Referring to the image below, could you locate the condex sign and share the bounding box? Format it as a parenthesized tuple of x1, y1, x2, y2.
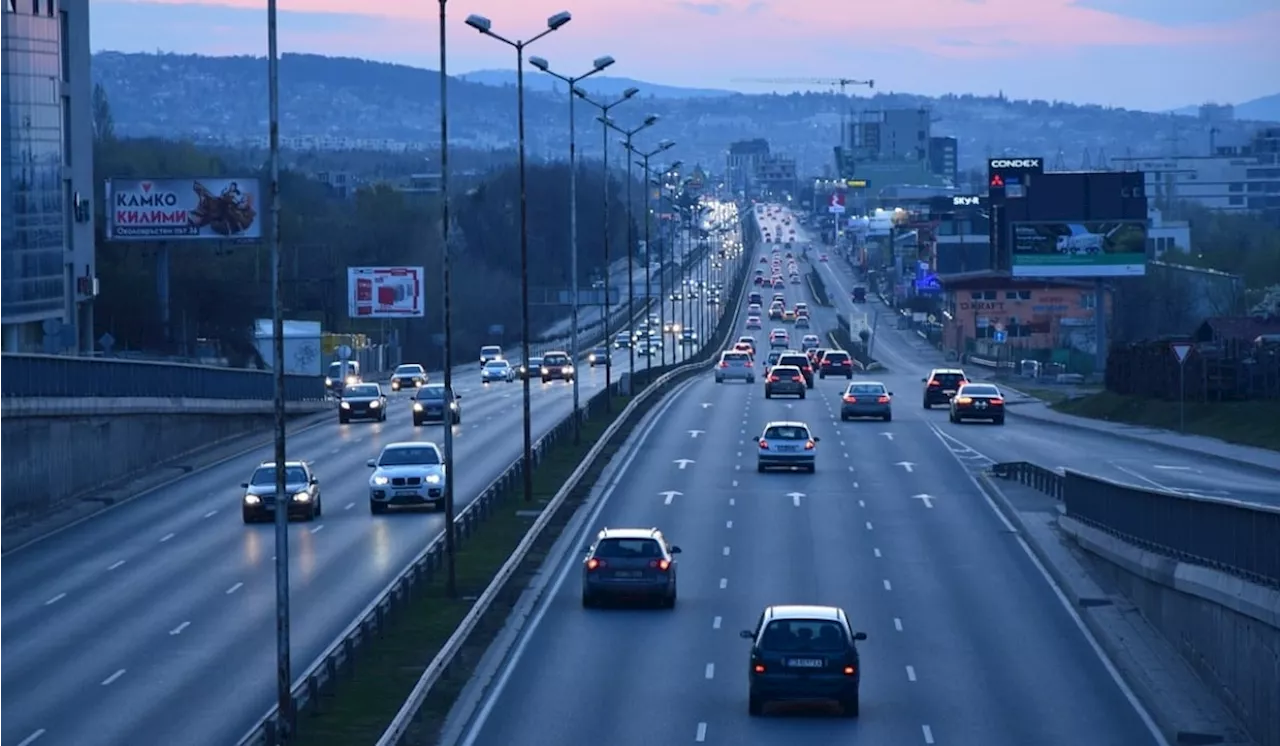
(989, 159, 1042, 169)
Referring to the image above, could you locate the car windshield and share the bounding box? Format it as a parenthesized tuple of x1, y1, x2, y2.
(594, 538, 663, 558)
(378, 446, 441, 466)
(543, 354, 569, 365)
(485, 361, 509, 369)
(847, 383, 886, 395)
(764, 425, 810, 440)
(344, 385, 379, 397)
(250, 466, 308, 485)
(329, 362, 357, 376)
(778, 356, 808, 368)
(760, 619, 848, 652)
(394, 365, 423, 375)
(963, 384, 1000, 397)
(825, 352, 849, 362)
(723, 353, 749, 363)
(416, 386, 445, 400)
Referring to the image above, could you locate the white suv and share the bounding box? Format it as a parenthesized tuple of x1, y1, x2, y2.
(368, 442, 447, 514)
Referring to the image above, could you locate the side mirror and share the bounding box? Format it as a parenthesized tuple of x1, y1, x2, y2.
(310, 476, 319, 484)
(366, 459, 377, 468)
(813, 436, 821, 442)
(921, 377, 928, 382)
(739, 630, 755, 640)
(240, 482, 249, 489)
(889, 391, 895, 396)
(670, 546, 683, 554)
(853, 632, 868, 641)
(456, 393, 462, 399)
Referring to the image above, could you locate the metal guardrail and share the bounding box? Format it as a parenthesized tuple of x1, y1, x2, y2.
(233, 221, 753, 746)
(990, 461, 1065, 500)
(1061, 469, 1280, 588)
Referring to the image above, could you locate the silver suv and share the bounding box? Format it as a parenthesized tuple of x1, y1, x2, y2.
(757, 421, 819, 473)
(582, 527, 682, 608)
(715, 350, 756, 383)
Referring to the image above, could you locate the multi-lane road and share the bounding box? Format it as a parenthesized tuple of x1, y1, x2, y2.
(454, 203, 1271, 746)
(0, 222, 744, 746)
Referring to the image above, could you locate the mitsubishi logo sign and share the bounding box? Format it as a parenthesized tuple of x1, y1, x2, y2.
(988, 158, 1042, 170)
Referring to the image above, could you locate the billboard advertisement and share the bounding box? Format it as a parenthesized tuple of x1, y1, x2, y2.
(347, 267, 426, 318)
(1010, 222, 1147, 278)
(106, 178, 261, 241)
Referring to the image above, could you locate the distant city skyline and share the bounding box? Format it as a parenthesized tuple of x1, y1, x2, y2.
(93, 0, 1278, 112)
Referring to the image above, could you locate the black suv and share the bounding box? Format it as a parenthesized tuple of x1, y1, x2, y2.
(540, 351, 575, 382)
(740, 604, 867, 717)
(776, 353, 815, 388)
(819, 350, 854, 379)
(581, 527, 682, 608)
(922, 368, 969, 408)
(241, 461, 322, 523)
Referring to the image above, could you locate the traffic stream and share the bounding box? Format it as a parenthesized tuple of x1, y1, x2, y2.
(0, 280, 727, 746)
(455, 205, 1169, 746)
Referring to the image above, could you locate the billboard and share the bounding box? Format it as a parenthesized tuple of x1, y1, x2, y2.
(106, 178, 261, 241)
(1010, 222, 1148, 278)
(347, 267, 426, 318)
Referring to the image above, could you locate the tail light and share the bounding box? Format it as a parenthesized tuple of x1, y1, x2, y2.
(745, 361, 753, 367)
(843, 665, 856, 676)
(586, 558, 604, 571)
(821, 360, 831, 367)
(753, 664, 766, 674)
(804, 440, 816, 450)
(720, 361, 729, 368)
(928, 380, 941, 387)
(843, 395, 856, 403)
(792, 376, 803, 383)
(990, 397, 1004, 405)
(803, 365, 812, 373)
(758, 439, 769, 449)
(650, 559, 671, 571)
(768, 375, 779, 382)
(955, 396, 973, 404)
(842, 360, 852, 366)
(877, 395, 890, 404)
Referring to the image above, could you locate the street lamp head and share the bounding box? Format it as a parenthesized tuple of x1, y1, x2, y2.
(464, 14, 491, 33)
(644, 114, 659, 126)
(592, 55, 616, 72)
(622, 86, 640, 99)
(659, 139, 675, 151)
(529, 56, 550, 72)
(670, 160, 683, 170)
(547, 11, 572, 30)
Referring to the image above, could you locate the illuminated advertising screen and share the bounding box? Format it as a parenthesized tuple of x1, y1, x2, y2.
(1010, 222, 1147, 278)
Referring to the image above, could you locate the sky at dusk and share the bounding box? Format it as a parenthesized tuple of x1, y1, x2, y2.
(91, 0, 1277, 111)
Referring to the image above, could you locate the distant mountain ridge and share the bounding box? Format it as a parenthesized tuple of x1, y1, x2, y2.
(457, 69, 735, 99)
(1170, 93, 1279, 122)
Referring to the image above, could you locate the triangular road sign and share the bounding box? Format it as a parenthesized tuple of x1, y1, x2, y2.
(1170, 343, 1193, 364)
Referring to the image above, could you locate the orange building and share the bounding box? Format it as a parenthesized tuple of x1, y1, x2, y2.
(936, 271, 1108, 363)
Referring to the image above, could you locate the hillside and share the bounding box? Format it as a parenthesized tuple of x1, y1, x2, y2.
(458, 69, 734, 99)
(92, 51, 1274, 176)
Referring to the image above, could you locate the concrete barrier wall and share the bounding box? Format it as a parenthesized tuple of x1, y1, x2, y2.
(1062, 516, 1280, 746)
(1, 398, 327, 523)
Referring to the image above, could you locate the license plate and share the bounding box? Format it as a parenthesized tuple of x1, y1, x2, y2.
(777, 446, 798, 452)
(943, 390, 956, 396)
(395, 491, 419, 498)
(977, 402, 988, 409)
(614, 571, 642, 578)
(788, 658, 824, 668)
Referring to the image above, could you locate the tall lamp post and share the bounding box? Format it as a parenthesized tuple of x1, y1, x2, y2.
(572, 87, 639, 412)
(601, 115, 660, 382)
(437, 0, 459, 599)
(528, 54, 615, 443)
(644, 157, 680, 367)
(626, 141, 675, 373)
(465, 10, 572, 503)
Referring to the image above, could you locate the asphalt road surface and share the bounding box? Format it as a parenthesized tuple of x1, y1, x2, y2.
(0, 246, 741, 746)
(456, 205, 1168, 745)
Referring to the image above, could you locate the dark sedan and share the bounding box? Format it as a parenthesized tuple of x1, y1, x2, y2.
(339, 383, 386, 423)
(412, 384, 462, 425)
(950, 383, 1005, 424)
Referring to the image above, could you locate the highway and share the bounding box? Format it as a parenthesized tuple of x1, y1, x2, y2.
(0, 211, 744, 746)
(810, 237, 1280, 504)
(455, 204, 1170, 746)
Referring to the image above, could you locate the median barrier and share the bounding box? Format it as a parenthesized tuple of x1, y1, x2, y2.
(990, 461, 1065, 500)
(233, 208, 755, 746)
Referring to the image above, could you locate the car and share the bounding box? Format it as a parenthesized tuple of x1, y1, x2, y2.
(819, 253, 829, 262)
(840, 381, 892, 421)
(764, 365, 806, 399)
(950, 382, 1006, 424)
(669, 291, 683, 301)
(782, 310, 796, 323)
(588, 347, 610, 367)
(739, 605, 867, 717)
(241, 460, 322, 523)
(772, 293, 786, 304)
(389, 364, 427, 392)
(746, 315, 762, 330)
(680, 329, 698, 346)
(795, 302, 808, 315)
(768, 305, 784, 320)
(663, 321, 681, 335)
(412, 383, 462, 425)
(325, 360, 361, 396)
(581, 527, 682, 608)
(790, 275, 802, 285)
(794, 315, 811, 330)
(923, 368, 969, 408)
(756, 421, 819, 473)
(819, 350, 855, 379)
(479, 345, 503, 366)
(541, 351, 575, 382)
(614, 332, 632, 349)
(772, 279, 786, 290)
(775, 352, 814, 388)
(367, 442, 447, 514)
(339, 383, 387, 423)
(754, 275, 766, 287)
(800, 334, 821, 351)
(481, 359, 514, 383)
(715, 350, 755, 383)
(517, 355, 542, 378)
(736, 335, 757, 356)
(748, 292, 763, 306)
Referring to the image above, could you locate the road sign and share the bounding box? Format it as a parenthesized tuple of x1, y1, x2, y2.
(1171, 343, 1192, 364)
(994, 330, 1007, 343)
(336, 344, 353, 360)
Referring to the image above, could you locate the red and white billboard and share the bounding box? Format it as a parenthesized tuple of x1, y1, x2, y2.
(347, 266, 426, 318)
(828, 192, 846, 214)
(105, 177, 261, 241)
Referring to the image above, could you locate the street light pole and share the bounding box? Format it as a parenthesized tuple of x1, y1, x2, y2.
(529, 55, 616, 444)
(465, 10, 572, 502)
(625, 140, 674, 375)
(265, 2, 293, 742)
(438, 0, 458, 599)
(573, 88, 639, 413)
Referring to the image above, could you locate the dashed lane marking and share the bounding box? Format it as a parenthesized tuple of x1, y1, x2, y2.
(203, 510, 218, 519)
(159, 533, 175, 543)
(719, 578, 728, 589)
(16, 730, 46, 746)
(894, 617, 903, 631)
(883, 579, 892, 591)
(44, 593, 66, 606)
(225, 582, 244, 595)
(101, 669, 126, 686)
(873, 548, 881, 558)
(906, 665, 917, 681)
(865, 521, 873, 531)
(713, 616, 722, 629)
(922, 724, 935, 744)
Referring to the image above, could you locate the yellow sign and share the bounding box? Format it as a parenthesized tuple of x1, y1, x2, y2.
(846, 179, 869, 188)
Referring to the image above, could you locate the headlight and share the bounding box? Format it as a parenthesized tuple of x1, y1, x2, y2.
(413, 403, 423, 411)
(373, 475, 390, 486)
(324, 377, 333, 386)
(346, 376, 357, 384)
(450, 402, 458, 410)
(369, 400, 380, 408)
(541, 367, 549, 374)
(292, 491, 311, 502)
(340, 401, 350, 409)
(564, 365, 574, 372)
(425, 474, 442, 484)
(244, 494, 261, 505)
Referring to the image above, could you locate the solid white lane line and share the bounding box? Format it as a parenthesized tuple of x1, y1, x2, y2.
(922, 724, 935, 744)
(169, 621, 191, 635)
(101, 669, 126, 686)
(713, 616, 722, 629)
(705, 663, 715, 679)
(695, 722, 708, 742)
(203, 510, 218, 518)
(16, 729, 46, 746)
(873, 548, 881, 558)
(44, 593, 66, 606)
(225, 582, 244, 595)
(310, 525, 325, 534)
(159, 533, 175, 543)
(865, 521, 873, 530)
(720, 578, 728, 589)
(894, 617, 903, 631)
(906, 665, 917, 682)
(883, 579, 892, 591)
(723, 546, 731, 556)
(108, 560, 126, 571)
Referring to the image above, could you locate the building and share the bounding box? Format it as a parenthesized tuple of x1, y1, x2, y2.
(1147, 207, 1191, 258)
(1198, 103, 1234, 124)
(754, 154, 797, 198)
(928, 136, 958, 186)
(2, 0, 95, 354)
(726, 138, 769, 194)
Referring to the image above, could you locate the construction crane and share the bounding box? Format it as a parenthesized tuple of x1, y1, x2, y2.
(731, 77, 875, 145)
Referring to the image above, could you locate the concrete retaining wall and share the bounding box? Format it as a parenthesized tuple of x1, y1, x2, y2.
(1, 398, 328, 523)
(1063, 516, 1280, 746)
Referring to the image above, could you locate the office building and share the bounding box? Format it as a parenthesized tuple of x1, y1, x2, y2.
(754, 154, 797, 197)
(726, 139, 769, 194)
(928, 136, 958, 186)
(2, 0, 95, 353)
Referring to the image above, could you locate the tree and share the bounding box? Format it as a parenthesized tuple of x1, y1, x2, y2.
(92, 83, 115, 143)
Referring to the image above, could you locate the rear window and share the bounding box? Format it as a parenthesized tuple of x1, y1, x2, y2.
(847, 383, 885, 395)
(723, 352, 749, 362)
(778, 355, 808, 368)
(764, 425, 810, 440)
(772, 366, 801, 377)
(963, 384, 1000, 396)
(761, 619, 848, 652)
(825, 352, 849, 362)
(934, 373, 965, 386)
(481, 346, 501, 355)
(594, 538, 663, 558)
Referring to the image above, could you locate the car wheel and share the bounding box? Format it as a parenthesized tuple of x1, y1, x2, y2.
(715, 377, 723, 383)
(662, 591, 677, 609)
(748, 695, 765, 716)
(413, 418, 422, 427)
(949, 412, 958, 423)
(840, 413, 848, 421)
(994, 416, 1005, 425)
(542, 377, 550, 384)
(315, 497, 323, 517)
(840, 692, 860, 717)
(846, 373, 853, 380)
(757, 463, 766, 473)
(370, 501, 387, 515)
(305, 504, 317, 521)
(765, 391, 772, 399)
(242, 510, 255, 524)
(581, 591, 596, 608)
(799, 392, 806, 399)
(883, 413, 892, 422)
(455, 415, 462, 424)
(747, 377, 755, 383)
(808, 464, 816, 473)
(339, 415, 349, 424)
(922, 401, 930, 410)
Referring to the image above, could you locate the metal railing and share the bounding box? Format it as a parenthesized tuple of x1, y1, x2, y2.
(990, 461, 1065, 500)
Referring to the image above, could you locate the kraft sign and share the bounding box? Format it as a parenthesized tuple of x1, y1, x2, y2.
(988, 158, 1042, 170)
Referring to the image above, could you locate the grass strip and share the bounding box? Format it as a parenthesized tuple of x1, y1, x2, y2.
(291, 395, 635, 746)
(806, 270, 832, 307)
(1052, 390, 1280, 452)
